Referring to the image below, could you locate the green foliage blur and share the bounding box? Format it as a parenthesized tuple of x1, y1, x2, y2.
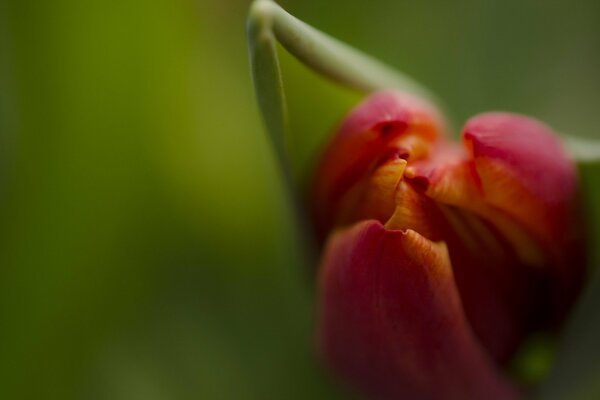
(0, 0, 599, 399)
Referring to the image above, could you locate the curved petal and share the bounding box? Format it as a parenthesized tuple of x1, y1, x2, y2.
(317, 220, 520, 400)
(406, 113, 586, 323)
(462, 113, 579, 256)
(463, 113, 586, 321)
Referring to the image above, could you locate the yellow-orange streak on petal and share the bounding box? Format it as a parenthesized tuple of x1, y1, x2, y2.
(385, 182, 442, 241)
(357, 158, 406, 224)
(474, 157, 562, 264)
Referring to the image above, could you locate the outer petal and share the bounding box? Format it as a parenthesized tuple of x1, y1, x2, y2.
(463, 113, 586, 321)
(462, 113, 579, 259)
(318, 220, 520, 400)
(406, 113, 586, 323)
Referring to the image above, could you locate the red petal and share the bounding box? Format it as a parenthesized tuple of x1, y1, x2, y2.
(407, 113, 585, 326)
(318, 220, 520, 400)
(462, 113, 581, 259)
(463, 113, 586, 321)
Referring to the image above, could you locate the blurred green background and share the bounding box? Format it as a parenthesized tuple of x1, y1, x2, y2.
(1, 0, 599, 399)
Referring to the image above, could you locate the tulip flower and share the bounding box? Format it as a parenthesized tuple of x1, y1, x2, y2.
(247, 2, 598, 399)
(312, 91, 586, 399)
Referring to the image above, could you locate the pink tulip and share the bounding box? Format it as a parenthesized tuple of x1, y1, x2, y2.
(311, 90, 586, 400)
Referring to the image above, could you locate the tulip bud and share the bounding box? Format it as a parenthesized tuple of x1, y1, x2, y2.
(311, 90, 586, 400)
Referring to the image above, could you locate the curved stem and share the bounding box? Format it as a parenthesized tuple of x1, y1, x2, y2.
(249, 0, 440, 102)
(247, 0, 290, 170)
(263, 1, 438, 101)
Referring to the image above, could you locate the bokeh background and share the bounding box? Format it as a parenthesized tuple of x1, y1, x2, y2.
(1, 0, 600, 399)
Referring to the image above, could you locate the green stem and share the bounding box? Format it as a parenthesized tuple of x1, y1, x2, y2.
(247, 0, 290, 171)
(564, 135, 600, 164)
(249, 0, 439, 102)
